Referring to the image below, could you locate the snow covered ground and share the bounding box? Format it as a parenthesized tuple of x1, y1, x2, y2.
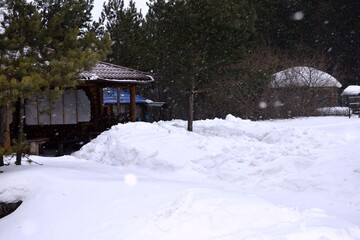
(1, 115, 360, 240)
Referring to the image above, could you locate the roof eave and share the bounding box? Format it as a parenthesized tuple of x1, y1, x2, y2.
(79, 77, 154, 85)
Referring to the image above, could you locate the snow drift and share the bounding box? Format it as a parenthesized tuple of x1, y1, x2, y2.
(1, 115, 360, 240)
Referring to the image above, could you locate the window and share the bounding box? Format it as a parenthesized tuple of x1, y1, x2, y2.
(25, 89, 90, 125)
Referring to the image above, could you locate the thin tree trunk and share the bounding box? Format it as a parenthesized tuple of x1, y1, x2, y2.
(0, 106, 5, 167)
(187, 75, 195, 132)
(15, 97, 25, 165)
(5, 103, 11, 149)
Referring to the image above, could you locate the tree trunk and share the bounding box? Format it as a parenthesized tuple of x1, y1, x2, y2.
(5, 104, 11, 149)
(15, 97, 25, 165)
(0, 107, 5, 167)
(187, 75, 195, 132)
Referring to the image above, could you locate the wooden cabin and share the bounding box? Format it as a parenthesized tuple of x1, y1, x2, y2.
(11, 62, 154, 155)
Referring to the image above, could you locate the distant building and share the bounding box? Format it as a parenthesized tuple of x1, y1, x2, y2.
(341, 85, 360, 114)
(341, 85, 360, 98)
(264, 66, 342, 117)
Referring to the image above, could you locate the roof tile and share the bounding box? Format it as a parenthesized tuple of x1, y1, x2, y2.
(79, 62, 154, 84)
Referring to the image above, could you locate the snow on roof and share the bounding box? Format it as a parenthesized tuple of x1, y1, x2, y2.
(79, 62, 154, 84)
(341, 85, 360, 96)
(271, 66, 341, 88)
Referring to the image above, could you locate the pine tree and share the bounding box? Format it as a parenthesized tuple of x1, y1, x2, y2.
(0, 0, 111, 165)
(145, 0, 256, 131)
(101, 0, 145, 69)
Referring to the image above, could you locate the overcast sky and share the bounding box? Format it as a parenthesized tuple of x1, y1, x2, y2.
(92, 0, 149, 20)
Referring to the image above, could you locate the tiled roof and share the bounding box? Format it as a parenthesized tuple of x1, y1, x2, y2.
(103, 88, 152, 104)
(79, 62, 154, 84)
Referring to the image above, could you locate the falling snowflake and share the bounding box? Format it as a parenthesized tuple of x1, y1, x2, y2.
(292, 11, 304, 21)
(124, 174, 138, 186)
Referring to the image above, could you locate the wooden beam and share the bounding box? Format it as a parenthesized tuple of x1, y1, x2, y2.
(129, 85, 136, 122)
(117, 87, 121, 118)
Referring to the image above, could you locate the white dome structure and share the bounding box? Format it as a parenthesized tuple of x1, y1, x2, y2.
(271, 66, 341, 88)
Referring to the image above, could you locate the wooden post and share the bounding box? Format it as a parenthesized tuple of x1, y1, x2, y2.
(187, 75, 195, 132)
(117, 87, 121, 119)
(129, 85, 136, 122)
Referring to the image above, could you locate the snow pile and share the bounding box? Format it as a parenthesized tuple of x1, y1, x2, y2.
(316, 107, 349, 116)
(1, 116, 360, 240)
(129, 188, 359, 240)
(75, 115, 342, 183)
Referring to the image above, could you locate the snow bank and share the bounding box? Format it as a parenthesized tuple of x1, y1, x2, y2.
(316, 107, 349, 116)
(74, 115, 339, 183)
(74, 115, 360, 226)
(128, 188, 360, 240)
(1, 116, 360, 240)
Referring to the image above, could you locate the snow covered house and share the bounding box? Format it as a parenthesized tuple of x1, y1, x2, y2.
(341, 85, 360, 113)
(265, 66, 342, 117)
(13, 62, 154, 155)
